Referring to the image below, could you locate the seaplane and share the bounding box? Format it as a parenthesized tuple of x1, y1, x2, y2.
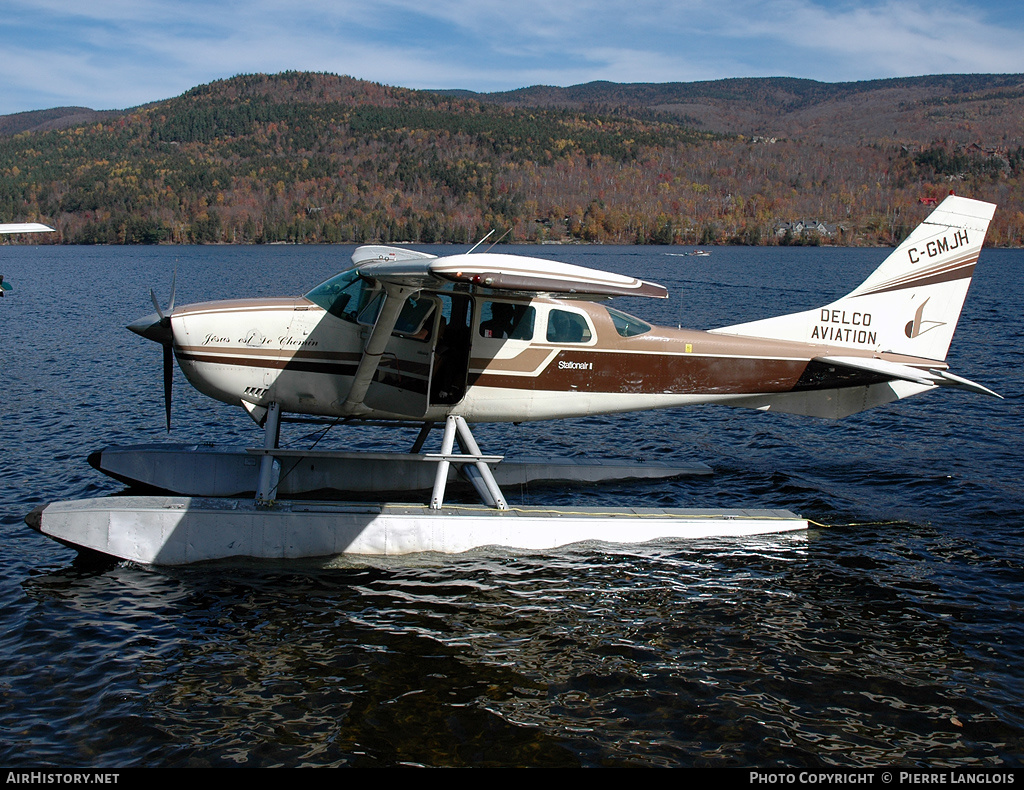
(0, 223, 54, 295)
(28, 195, 1001, 565)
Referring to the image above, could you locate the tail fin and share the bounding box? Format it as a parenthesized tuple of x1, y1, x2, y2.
(712, 195, 996, 361)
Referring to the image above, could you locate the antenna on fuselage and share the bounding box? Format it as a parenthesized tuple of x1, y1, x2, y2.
(466, 229, 495, 255)
(483, 227, 512, 252)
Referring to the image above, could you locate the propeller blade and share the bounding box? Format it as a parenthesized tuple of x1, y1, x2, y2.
(150, 271, 176, 322)
(162, 340, 173, 431)
(150, 288, 164, 320)
(167, 268, 176, 314)
(138, 270, 178, 430)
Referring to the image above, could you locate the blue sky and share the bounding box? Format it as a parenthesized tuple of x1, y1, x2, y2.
(2, 0, 1023, 115)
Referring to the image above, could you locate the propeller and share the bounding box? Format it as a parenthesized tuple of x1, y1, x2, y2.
(128, 271, 176, 431)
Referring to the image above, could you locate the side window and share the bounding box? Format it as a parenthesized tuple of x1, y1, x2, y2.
(546, 309, 592, 343)
(356, 291, 383, 325)
(479, 301, 535, 340)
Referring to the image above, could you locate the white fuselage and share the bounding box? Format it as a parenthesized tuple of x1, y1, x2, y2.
(170, 286, 925, 424)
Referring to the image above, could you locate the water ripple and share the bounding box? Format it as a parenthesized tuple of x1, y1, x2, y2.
(1, 246, 1022, 767)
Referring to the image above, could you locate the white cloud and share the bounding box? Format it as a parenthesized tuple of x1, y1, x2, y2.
(726, 0, 1024, 77)
(1, 0, 1022, 114)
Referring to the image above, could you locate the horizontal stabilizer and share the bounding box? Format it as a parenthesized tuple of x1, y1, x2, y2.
(817, 356, 1001, 398)
(930, 368, 1003, 399)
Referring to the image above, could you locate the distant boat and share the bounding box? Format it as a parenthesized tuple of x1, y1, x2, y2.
(666, 249, 711, 258)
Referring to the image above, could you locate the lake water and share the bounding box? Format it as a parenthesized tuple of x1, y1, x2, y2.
(0, 243, 1021, 768)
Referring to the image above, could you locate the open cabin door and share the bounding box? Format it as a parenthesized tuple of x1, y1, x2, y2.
(429, 293, 472, 407)
(361, 292, 471, 417)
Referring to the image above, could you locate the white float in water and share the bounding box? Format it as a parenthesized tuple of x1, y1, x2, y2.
(27, 495, 806, 566)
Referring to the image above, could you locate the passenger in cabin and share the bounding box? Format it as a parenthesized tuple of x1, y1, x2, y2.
(479, 302, 535, 340)
(480, 302, 515, 338)
(547, 310, 589, 343)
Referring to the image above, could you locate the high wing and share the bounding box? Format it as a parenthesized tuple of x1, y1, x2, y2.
(355, 249, 668, 299)
(1, 223, 53, 294)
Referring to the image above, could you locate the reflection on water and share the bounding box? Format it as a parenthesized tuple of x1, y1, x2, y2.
(14, 532, 1021, 768)
(1, 245, 1022, 767)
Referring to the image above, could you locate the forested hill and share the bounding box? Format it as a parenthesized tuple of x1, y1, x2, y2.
(2, 71, 1023, 246)
(449, 74, 1024, 145)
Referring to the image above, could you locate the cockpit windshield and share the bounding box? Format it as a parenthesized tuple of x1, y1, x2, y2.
(305, 268, 374, 321)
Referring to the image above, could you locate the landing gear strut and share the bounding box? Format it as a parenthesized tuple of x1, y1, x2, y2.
(251, 407, 508, 510)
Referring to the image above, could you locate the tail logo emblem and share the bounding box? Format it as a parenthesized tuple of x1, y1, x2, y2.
(905, 298, 946, 339)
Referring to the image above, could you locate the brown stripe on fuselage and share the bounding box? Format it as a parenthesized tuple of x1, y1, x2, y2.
(463, 296, 887, 395)
(472, 350, 907, 395)
(176, 345, 429, 383)
(177, 345, 360, 361)
(471, 350, 811, 394)
(174, 297, 309, 316)
(469, 347, 557, 374)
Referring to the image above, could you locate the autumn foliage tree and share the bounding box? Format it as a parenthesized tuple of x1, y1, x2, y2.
(2, 71, 1023, 246)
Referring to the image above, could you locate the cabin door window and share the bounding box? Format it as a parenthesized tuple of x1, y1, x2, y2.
(362, 293, 438, 418)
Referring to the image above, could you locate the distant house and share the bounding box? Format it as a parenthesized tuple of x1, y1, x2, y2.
(965, 142, 1004, 157)
(774, 219, 840, 239)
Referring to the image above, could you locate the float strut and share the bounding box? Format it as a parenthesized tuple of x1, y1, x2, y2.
(430, 415, 458, 509)
(429, 415, 508, 511)
(255, 402, 282, 506)
(410, 422, 435, 454)
(455, 417, 508, 510)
